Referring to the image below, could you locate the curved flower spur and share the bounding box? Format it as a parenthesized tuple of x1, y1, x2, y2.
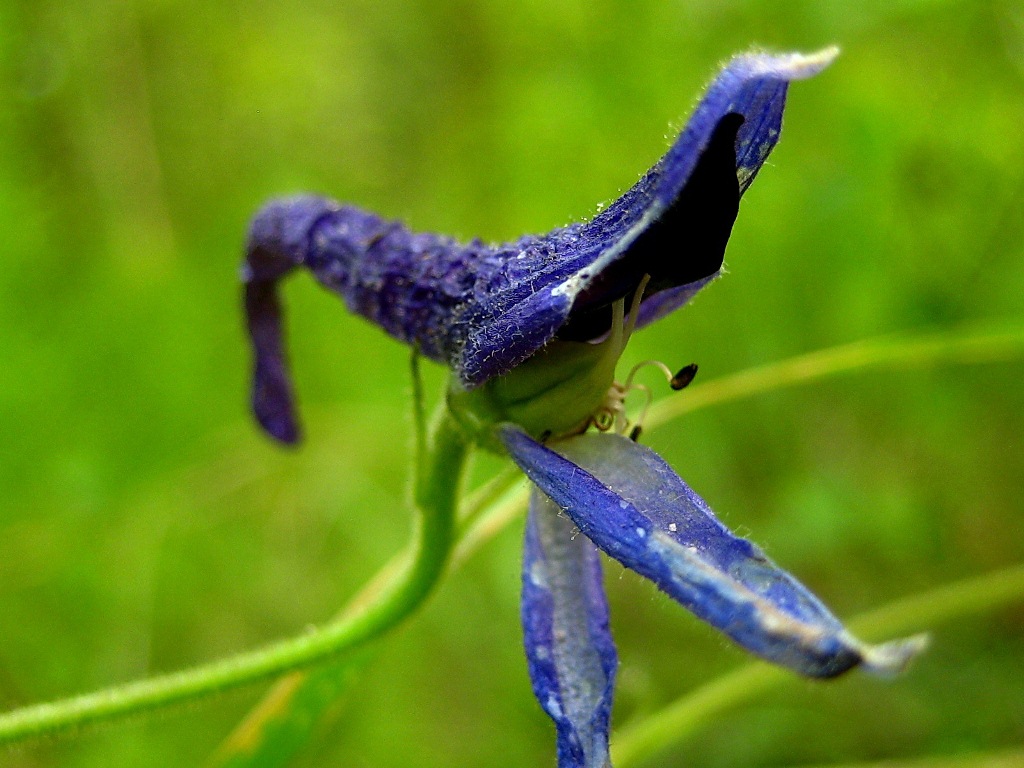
(243, 49, 925, 766)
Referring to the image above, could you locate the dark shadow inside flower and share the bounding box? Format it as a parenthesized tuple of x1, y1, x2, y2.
(558, 112, 744, 343)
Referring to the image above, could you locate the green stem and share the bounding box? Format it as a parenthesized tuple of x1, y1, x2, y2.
(410, 350, 428, 473)
(611, 563, 1024, 767)
(209, 432, 518, 766)
(0, 412, 469, 747)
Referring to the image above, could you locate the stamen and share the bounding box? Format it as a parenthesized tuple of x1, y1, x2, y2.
(621, 274, 651, 343)
(624, 359, 676, 390)
(611, 360, 699, 439)
(590, 275, 692, 439)
(593, 409, 616, 431)
(670, 363, 699, 390)
(628, 383, 655, 433)
(606, 295, 627, 355)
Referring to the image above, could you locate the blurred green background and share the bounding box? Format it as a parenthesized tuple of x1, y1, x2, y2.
(2, 0, 1023, 765)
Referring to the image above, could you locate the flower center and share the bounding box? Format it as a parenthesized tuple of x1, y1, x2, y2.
(587, 275, 699, 440)
(591, 359, 697, 440)
(447, 275, 695, 450)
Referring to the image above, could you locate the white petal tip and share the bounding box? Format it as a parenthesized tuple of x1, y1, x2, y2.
(803, 45, 841, 68)
(740, 46, 841, 80)
(860, 633, 930, 677)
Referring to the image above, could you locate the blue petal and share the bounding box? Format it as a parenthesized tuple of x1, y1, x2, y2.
(502, 426, 927, 678)
(523, 491, 617, 768)
(244, 195, 339, 443)
(632, 276, 717, 331)
(460, 48, 840, 382)
(650, 48, 840, 204)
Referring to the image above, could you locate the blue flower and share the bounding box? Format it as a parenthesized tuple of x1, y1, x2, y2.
(243, 48, 925, 768)
(246, 49, 836, 443)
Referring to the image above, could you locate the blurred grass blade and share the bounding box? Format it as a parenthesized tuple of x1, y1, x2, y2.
(208, 651, 373, 768)
(611, 563, 1024, 767)
(209, 471, 527, 767)
(647, 322, 1024, 430)
(206, 569, 394, 768)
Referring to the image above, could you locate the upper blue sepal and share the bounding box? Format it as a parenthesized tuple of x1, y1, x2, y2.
(459, 48, 840, 382)
(502, 426, 927, 679)
(243, 50, 837, 442)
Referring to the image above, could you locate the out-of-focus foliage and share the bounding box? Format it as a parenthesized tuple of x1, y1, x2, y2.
(1, 1, 1022, 765)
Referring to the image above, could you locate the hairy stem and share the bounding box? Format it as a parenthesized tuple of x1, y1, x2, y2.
(209, 465, 525, 766)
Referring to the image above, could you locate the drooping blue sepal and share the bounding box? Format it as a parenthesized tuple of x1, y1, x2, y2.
(502, 427, 927, 679)
(523, 491, 617, 768)
(243, 195, 340, 443)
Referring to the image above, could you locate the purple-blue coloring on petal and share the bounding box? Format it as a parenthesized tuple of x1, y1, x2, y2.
(243, 195, 338, 443)
(522, 492, 617, 768)
(242, 49, 836, 442)
(502, 426, 927, 679)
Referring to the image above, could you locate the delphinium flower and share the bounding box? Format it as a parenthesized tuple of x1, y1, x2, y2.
(243, 48, 925, 767)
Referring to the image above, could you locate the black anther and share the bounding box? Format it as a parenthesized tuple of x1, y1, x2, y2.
(670, 363, 699, 391)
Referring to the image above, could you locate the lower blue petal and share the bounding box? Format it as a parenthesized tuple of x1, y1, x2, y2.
(503, 426, 927, 679)
(523, 490, 617, 768)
